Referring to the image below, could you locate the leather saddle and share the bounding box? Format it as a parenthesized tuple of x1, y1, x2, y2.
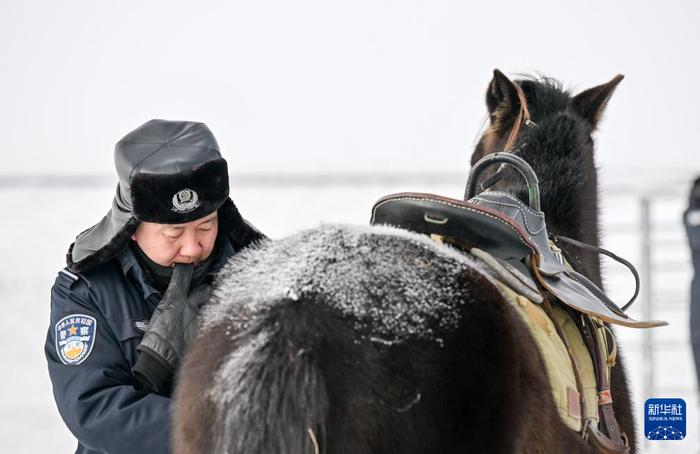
(369, 152, 661, 452)
(369, 186, 665, 329)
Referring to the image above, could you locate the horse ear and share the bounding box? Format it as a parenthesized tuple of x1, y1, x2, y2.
(572, 75, 624, 128)
(486, 69, 521, 123)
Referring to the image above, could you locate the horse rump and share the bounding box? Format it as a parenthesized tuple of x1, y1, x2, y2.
(172, 295, 532, 454)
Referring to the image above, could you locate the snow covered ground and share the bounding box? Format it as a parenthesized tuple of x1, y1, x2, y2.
(0, 178, 695, 453)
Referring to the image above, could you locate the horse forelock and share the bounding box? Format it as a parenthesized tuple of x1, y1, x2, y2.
(516, 76, 570, 119)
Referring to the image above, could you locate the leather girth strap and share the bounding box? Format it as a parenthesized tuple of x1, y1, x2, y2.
(542, 300, 629, 453)
(579, 314, 630, 453)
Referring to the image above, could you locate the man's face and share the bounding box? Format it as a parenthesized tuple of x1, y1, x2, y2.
(131, 211, 219, 267)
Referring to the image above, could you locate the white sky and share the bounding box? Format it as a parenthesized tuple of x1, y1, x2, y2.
(1, 0, 698, 184)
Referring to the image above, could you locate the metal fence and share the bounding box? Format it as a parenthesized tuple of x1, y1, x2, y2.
(603, 189, 694, 453)
(0, 174, 695, 452)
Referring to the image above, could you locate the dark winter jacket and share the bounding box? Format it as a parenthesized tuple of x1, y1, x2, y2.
(45, 239, 237, 454)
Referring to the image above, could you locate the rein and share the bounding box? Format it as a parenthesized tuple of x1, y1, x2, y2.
(552, 235, 640, 312)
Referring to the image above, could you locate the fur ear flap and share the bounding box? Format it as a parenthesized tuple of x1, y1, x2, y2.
(572, 74, 624, 129)
(486, 69, 522, 125)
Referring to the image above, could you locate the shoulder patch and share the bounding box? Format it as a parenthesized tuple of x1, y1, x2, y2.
(56, 268, 86, 291)
(59, 268, 79, 282)
(55, 314, 97, 365)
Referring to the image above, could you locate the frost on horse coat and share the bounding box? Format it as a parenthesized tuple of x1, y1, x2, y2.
(173, 224, 589, 454)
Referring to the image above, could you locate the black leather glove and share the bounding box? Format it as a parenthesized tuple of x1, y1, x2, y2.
(132, 263, 210, 395)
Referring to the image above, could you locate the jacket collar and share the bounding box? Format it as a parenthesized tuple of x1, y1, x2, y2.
(117, 238, 236, 300)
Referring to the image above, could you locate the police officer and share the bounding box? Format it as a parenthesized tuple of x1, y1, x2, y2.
(45, 120, 264, 453)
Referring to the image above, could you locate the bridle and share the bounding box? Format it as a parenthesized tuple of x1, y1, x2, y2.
(503, 82, 534, 152)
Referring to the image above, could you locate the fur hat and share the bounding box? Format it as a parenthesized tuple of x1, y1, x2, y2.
(67, 119, 263, 273)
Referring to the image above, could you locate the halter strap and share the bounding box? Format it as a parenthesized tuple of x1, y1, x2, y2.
(504, 82, 532, 152)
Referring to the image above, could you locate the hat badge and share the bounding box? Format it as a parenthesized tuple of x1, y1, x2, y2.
(172, 188, 200, 213)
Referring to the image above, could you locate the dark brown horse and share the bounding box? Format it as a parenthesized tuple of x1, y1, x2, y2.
(172, 71, 632, 453)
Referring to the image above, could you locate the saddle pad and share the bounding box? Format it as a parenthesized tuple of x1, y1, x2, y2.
(497, 282, 599, 432)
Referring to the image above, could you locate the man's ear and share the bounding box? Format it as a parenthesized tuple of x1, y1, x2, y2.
(486, 69, 521, 125)
(571, 74, 624, 129)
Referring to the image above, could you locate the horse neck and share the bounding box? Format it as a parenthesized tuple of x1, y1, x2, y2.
(547, 186, 603, 287)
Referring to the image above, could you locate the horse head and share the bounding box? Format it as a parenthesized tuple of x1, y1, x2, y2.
(471, 69, 623, 281)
